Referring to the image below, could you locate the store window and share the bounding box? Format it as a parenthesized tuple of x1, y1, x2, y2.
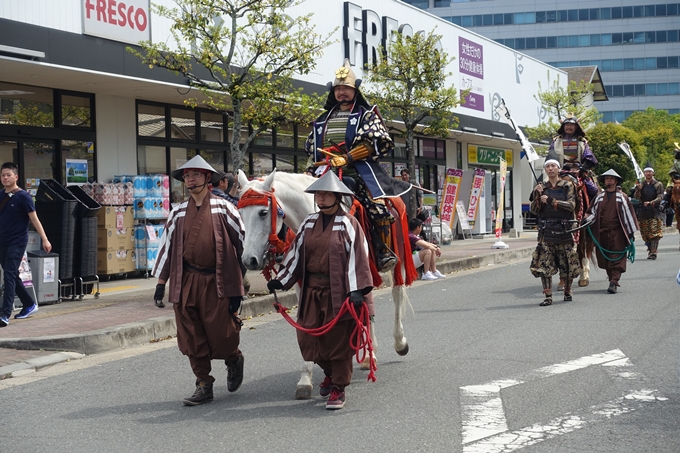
(23, 141, 56, 182)
(276, 124, 295, 149)
(199, 149, 226, 172)
(138, 104, 166, 138)
(170, 108, 196, 141)
(61, 94, 93, 129)
(0, 82, 54, 127)
(273, 153, 295, 173)
(0, 140, 17, 163)
(137, 145, 166, 175)
(62, 140, 95, 183)
(200, 112, 225, 143)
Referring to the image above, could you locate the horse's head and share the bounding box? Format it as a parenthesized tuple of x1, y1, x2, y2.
(237, 169, 285, 270)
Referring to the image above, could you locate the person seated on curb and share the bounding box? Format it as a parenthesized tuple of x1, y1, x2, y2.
(408, 218, 445, 280)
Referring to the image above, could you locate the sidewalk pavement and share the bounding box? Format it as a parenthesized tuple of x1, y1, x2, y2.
(1, 230, 541, 378)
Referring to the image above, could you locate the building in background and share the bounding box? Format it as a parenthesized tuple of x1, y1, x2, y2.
(405, 0, 680, 122)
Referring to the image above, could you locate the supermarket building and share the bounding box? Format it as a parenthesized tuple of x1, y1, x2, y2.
(0, 0, 569, 235)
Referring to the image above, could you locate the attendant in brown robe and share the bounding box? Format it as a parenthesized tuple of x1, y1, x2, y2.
(153, 155, 246, 406)
(267, 171, 374, 410)
(583, 169, 639, 294)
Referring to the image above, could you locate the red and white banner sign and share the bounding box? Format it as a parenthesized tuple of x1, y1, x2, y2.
(83, 0, 150, 45)
(467, 168, 485, 227)
(494, 159, 507, 239)
(439, 168, 463, 230)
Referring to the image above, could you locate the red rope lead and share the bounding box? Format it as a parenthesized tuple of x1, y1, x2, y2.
(273, 297, 377, 382)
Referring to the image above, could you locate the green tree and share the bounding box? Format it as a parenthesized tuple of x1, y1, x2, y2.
(131, 0, 333, 172)
(587, 122, 644, 190)
(622, 107, 680, 185)
(526, 73, 602, 143)
(362, 30, 466, 218)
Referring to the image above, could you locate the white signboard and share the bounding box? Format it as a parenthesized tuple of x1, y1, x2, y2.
(83, 0, 150, 45)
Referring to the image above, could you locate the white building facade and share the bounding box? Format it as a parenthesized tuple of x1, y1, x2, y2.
(406, 0, 680, 123)
(0, 0, 567, 234)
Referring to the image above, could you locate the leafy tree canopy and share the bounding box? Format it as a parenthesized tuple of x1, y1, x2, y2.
(131, 0, 334, 172)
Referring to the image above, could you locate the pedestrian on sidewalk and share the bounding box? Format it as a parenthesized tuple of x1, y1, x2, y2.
(153, 155, 246, 406)
(633, 164, 664, 259)
(529, 149, 580, 306)
(0, 162, 52, 327)
(267, 171, 374, 410)
(210, 171, 240, 207)
(408, 218, 445, 280)
(583, 169, 639, 294)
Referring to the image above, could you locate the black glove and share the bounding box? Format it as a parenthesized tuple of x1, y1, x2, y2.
(229, 296, 242, 314)
(349, 290, 364, 311)
(153, 284, 165, 308)
(267, 279, 284, 293)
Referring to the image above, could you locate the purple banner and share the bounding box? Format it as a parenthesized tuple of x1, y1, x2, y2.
(459, 37, 484, 80)
(463, 92, 484, 112)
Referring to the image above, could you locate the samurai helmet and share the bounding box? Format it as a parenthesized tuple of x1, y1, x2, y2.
(304, 170, 354, 196)
(332, 58, 361, 89)
(557, 114, 585, 137)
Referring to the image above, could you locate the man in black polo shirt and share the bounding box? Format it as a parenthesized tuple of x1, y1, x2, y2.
(0, 162, 52, 327)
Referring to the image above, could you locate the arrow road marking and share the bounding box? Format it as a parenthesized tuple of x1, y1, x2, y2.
(460, 349, 667, 452)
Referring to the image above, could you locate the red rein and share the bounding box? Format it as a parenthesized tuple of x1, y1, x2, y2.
(274, 297, 377, 382)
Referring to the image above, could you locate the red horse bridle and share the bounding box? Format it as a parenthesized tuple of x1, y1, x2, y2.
(238, 188, 287, 280)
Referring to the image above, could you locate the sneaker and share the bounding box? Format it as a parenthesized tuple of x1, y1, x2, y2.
(182, 381, 214, 406)
(0, 315, 8, 328)
(226, 355, 244, 392)
(325, 387, 346, 410)
(432, 270, 446, 279)
(607, 282, 617, 294)
(319, 375, 333, 398)
(421, 271, 437, 281)
(14, 304, 38, 319)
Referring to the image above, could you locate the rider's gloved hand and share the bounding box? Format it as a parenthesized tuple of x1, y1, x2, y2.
(267, 279, 284, 293)
(349, 290, 364, 311)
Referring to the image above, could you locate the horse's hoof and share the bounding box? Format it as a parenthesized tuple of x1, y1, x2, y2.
(295, 385, 312, 400)
(396, 344, 409, 356)
(578, 279, 589, 287)
(360, 356, 376, 370)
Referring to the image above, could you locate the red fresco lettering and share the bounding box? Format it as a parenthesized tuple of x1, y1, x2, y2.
(85, 0, 95, 18)
(118, 2, 127, 27)
(85, 0, 147, 31)
(108, 0, 117, 25)
(135, 7, 148, 31)
(97, 0, 107, 22)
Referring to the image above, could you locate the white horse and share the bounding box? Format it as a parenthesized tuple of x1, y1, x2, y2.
(237, 169, 411, 399)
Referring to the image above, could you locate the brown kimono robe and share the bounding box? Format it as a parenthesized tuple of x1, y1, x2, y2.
(153, 194, 245, 380)
(276, 208, 373, 388)
(584, 190, 639, 285)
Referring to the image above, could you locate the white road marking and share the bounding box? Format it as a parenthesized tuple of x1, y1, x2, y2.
(460, 349, 666, 452)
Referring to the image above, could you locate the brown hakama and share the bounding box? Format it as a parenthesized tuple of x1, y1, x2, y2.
(594, 192, 629, 284)
(297, 218, 355, 388)
(173, 199, 241, 382)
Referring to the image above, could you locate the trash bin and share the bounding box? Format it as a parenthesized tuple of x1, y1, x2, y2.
(26, 250, 60, 305)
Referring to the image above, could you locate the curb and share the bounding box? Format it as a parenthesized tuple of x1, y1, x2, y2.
(0, 248, 533, 356)
(0, 351, 85, 379)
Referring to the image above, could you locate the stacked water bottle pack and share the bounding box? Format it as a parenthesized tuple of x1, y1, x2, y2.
(113, 174, 170, 219)
(134, 223, 165, 271)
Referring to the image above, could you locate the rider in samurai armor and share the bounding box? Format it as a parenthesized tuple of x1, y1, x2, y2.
(305, 59, 412, 272)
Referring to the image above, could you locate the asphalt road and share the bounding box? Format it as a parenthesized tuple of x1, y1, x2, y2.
(2, 236, 680, 453)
